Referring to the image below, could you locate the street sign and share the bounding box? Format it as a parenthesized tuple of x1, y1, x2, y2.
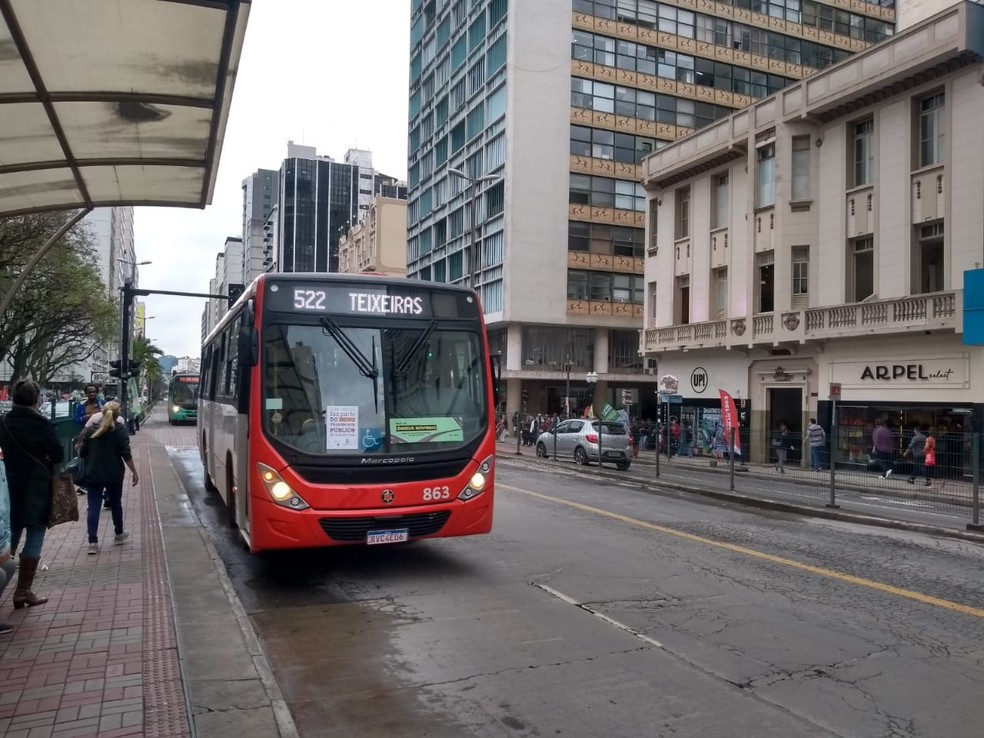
(621, 389, 637, 404)
(828, 383, 841, 400)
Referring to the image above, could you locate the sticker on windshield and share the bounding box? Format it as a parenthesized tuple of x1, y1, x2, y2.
(327, 406, 359, 449)
(390, 417, 464, 444)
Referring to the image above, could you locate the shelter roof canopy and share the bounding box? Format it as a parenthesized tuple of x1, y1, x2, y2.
(0, 0, 250, 216)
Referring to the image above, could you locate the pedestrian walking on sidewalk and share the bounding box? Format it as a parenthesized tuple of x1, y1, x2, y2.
(78, 402, 138, 554)
(772, 422, 792, 474)
(904, 424, 930, 487)
(807, 418, 826, 471)
(0, 458, 15, 634)
(0, 379, 65, 610)
(871, 419, 896, 479)
(73, 383, 103, 429)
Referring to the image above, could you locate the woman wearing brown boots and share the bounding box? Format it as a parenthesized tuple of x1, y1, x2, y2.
(0, 379, 64, 610)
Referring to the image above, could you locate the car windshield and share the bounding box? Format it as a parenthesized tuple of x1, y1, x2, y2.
(262, 321, 487, 456)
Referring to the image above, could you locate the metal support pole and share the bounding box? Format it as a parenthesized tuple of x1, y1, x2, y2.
(729, 428, 736, 492)
(969, 433, 982, 531)
(469, 179, 479, 290)
(827, 400, 839, 508)
(119, 282, 135, 435)
(598, 414, 603, 468)
(553, 423, 558, 461)
(515, 406, 522, 456)
(654, 423, 660, 478)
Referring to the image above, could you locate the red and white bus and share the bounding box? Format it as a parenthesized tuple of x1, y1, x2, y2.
(199, 273, 496, 553)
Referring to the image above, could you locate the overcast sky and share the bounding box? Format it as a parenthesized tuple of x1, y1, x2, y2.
(135, 0, 411, 358)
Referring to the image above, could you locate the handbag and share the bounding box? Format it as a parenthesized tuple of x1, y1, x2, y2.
(65, 455, 88, 486)
(2, 416, 79, 528)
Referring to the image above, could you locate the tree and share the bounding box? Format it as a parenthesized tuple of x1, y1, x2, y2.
(132, 335, 164, 399)
(0, 211, 118, 383)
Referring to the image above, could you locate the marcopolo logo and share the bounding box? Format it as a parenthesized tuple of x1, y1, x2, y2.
(690, 367, 708, 393)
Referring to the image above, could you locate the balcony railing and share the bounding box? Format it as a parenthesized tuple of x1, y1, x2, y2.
(642, 290, 959, 353)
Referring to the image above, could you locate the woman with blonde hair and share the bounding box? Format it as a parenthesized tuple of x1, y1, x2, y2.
(78, 401, 138, 554)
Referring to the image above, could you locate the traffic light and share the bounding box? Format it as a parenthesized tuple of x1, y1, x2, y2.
(128, 360, 141, 378)
(109, 359, 124, 379)
(228, 283, 245, 307)
(521, 388, 529, 402)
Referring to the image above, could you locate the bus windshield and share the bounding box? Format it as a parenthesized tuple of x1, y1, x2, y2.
(262, 321, 486, 456)
(170, 376, 200, 407)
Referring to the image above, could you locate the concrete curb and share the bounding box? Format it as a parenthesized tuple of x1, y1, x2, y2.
(153, 441, 300, 738)
(498, 453, 984, 545)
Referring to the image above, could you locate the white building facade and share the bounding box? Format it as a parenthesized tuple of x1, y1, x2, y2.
(641, 1, 984, 466)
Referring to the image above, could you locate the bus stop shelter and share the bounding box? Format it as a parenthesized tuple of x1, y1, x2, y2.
(0, 0, 251, 312)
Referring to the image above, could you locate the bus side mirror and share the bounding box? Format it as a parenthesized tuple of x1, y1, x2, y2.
(490, 353, 502, 409)
(237, 324, 258, 367)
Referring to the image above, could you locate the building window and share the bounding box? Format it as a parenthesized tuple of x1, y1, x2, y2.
(649, 281, 658, 320)
(648, 198, 658, 253)
(913, 222, 944, 294)
(757, 143, 776, 207)
(713, 267, 727, 319)
(675, 186, 690, 239)
(756, 250, 774, 312)
(712, 173, 728, 229)
(853, 118, 874, 187)
(918, 92, 945, 168)
(791, 245, 809, 309)
(849, 236, 874, 302)
(674, 275, 690, 324)
(791, 135, 810, 200)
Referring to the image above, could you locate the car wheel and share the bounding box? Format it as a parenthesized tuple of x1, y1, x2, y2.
(536, 442, 547, 458)
(616, 459, 631, 471)
(574, 447, 588, 466)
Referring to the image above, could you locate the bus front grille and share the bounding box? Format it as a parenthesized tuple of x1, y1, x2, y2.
(319, 511, 451, 542)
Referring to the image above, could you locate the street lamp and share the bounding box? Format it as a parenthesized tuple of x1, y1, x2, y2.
(447, 167, 501, 289)
(585, 371, 601, 465)
(563, 358, 573, 419)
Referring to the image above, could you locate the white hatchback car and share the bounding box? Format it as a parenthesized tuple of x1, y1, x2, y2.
(535, 419, 631, 470)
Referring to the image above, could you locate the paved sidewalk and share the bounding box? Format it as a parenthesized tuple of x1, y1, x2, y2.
(0, 410, 295, 738)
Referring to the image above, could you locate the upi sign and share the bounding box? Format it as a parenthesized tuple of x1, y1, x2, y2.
(690, 367, 708, 393)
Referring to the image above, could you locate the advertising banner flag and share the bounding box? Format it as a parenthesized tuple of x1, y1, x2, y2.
(718, 389, 741, 455)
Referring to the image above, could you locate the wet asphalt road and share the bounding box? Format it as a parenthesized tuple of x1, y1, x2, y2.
(164, 430, 984, 738)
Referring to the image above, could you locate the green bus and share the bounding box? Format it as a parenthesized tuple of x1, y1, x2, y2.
(168, 373, 200, 425)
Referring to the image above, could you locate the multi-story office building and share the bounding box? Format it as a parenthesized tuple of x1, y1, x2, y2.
(202, 237, 243, 339)
(241, 168, 279, 285)
(641, 1, 980, 465)
(405, 0, 894, 420)
(338, 197, 409, 276)
(276, 143, 404, 274)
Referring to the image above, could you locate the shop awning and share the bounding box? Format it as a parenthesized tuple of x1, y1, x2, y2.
(0, 0, 251, 217)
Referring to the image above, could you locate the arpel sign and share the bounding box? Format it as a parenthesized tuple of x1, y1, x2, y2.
(860, 364, 955, 381)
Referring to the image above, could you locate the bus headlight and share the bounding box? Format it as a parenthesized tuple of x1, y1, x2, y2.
(458, 455, 493, 501)
(257, 463, 310, 510)
(172, 405, 180, 414)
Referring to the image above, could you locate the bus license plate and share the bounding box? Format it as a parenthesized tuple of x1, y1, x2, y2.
(366, 529, 409, 545)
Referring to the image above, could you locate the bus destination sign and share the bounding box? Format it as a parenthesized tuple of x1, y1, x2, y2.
(266, 282, 474, 320)
(177, 376, 199, 384)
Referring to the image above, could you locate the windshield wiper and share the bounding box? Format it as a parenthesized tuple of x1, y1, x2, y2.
(395, 320, 438, 377)
(320, 317, 380, 413)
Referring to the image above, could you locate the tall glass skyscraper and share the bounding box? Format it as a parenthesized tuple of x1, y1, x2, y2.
(406, 0, 894, 420)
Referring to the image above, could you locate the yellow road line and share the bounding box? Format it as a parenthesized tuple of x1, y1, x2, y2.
(501, 484, 984, 620)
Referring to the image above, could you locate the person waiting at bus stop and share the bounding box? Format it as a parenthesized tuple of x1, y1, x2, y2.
(73, 384, 103, 428)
